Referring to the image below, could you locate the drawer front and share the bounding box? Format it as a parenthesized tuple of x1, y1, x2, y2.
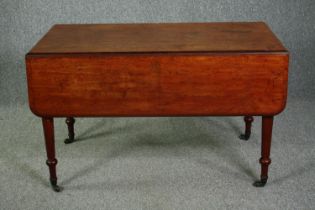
(26, 54, 288, 117)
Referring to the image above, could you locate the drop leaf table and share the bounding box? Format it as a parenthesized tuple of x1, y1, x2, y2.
(25, 22, 289, 192)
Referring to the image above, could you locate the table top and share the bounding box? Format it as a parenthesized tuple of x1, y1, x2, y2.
(28, 22, 287, 55)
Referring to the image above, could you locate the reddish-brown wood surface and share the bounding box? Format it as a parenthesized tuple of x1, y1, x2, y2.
(26, 53, 288, 117)
(26, 22, 289, 117)
(26, 22, 289, 190)
(29, 22, 287, 54)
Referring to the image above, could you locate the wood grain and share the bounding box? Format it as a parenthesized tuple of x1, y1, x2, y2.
(26, 53, 288, 117)
(29, 22, 287, 54)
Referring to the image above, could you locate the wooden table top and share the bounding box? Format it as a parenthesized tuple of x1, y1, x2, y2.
(29, 22, 287, 55)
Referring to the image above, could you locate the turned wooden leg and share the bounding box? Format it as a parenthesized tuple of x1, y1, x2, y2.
(64, 117, 75, 144)
(42, 117, 62, 192)
(239, 116, 254, 140)
(253, 116, 273, 187)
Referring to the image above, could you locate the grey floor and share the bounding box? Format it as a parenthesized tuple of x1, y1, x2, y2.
(0, 98, 314, 210)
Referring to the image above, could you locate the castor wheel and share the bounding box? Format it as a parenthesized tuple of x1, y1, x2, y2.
(64, 138, 74, 144)
(239, 133, 250, 141)
(51, 180, 62, 192)
(253, 177, 267, 187)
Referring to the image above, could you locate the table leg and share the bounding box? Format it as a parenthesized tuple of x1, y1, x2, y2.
(64, 117, 75, 144)
(42, 117, 61, 192)
(239, 116, 254, 140)
(253, 116, 273, 187)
